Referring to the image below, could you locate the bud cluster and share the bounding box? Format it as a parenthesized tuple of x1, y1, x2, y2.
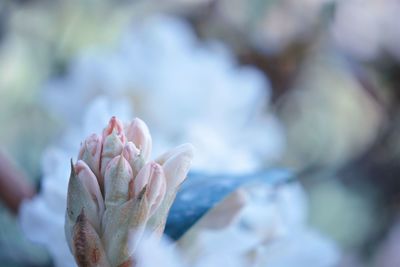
(65, 117, 194, 267)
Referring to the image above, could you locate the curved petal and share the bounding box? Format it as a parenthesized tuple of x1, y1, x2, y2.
(72, 210, 110, 267)
(162, 143, 194, 190)
(125, 118, 152, 162)
(78, 134, 102, 184)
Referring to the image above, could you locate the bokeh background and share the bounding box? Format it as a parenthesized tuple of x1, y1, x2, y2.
(1, 0, 400, 266)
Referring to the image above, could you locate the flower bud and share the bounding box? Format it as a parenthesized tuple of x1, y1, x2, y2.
(122, 142, 144, 178)
(133, 162, 166, 217)
(147, 165, 166, 217)
(78, 134, 102, 185)
(74, 161, 105, 218)
(102, 116, 125, 143)
(125, 118, 152, 162)
(104, 155, 133, 208)
(101, 117, 126, 180)
(66, 116, 194, 265)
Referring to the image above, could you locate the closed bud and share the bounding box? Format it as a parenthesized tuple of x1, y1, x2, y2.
(132, 162, 166, 218)
(104, 155, 133, 208)
(122, 142, 143, 178)
(102, 116, 125, 143)
(147, 164, 166, 217)
(101, 117, 126, 180)
(133, 162, 159, 199)
(125, 118, 152, 162)
(66, 116, 194, 265)
(74, 161, 105, 220)
(78, 134, 102, 187)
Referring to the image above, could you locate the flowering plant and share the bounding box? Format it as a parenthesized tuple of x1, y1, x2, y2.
(65, 116, 194, 267)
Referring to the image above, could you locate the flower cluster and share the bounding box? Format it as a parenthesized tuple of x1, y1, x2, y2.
(65, 116, 194, 267)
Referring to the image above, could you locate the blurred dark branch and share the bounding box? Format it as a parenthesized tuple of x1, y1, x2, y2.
(238, 43, 307, 102)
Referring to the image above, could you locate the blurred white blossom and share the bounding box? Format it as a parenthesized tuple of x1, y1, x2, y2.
(44, 15, 284, 174)
(137, 183, 340, 267)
